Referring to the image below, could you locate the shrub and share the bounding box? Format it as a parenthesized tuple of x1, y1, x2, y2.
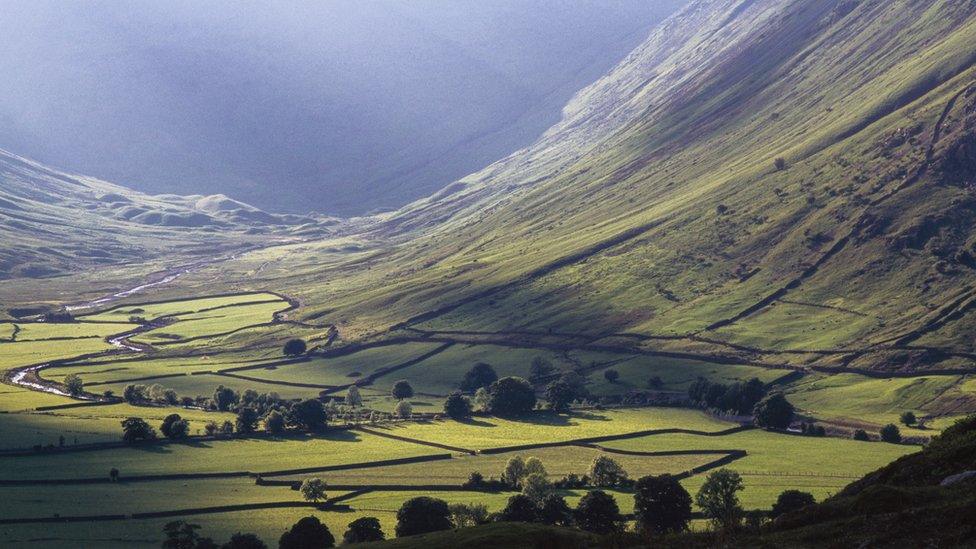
(300, 478, 327, 503)
(589, 456, 628, 487)
(121, 417, 156, 443)
(160, 414, 190, 440)
(880, 423, 902, 444)
(498, 494, 539, 523)
(603, 369, 620, 383)
(460, 362, 498, 392)
(282, 339, 307, 357)
(774, 157, 787, 170)
(753, 392, 795, 429)
(279, 516, 334, 549)
(448, 503, 488, 528)
(63, 374, 84, 396)
(853, 429, 870, 441)
(634, 474, 692, 535)
(392, 380, 414, 400)
(342, 517, 384, 544)
(486, 377, 536, 417)
(521, 473, 554, 504)
(443, 391, 472, 419)
(695, 469, 744, 531)
(394, 400, 413, 419)
(900, 411, 917, 426)
(770, 489, 815, 518)
(395, 496, 452, 537)
(574, 490, 622, 534)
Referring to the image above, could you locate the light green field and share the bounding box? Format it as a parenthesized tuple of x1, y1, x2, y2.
(41, 354, 281, 385)
(0, 385, 85, 411)
(79, 293, 284, 322)
(785, 373, 973, 436)
(586, 355, 785, 396)
(711, 301, 882, 350)
(9, 321, 137, 341)
(0, 430, 439, 480)
(0, 337, 118, 370)
(601, 429, 918, 509)
(96, 373, 325, 401)
(131, 301, 289, 344)
(370, 408, 736, 451)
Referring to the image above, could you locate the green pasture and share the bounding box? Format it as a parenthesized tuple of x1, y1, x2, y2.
(585, 355, 785, 396)
(0, 338, 117, 371)
(711, 301, 882, 350)
(0, 385, 84, 412)
(40, 354, 282, 385)
(96, 373, 325, 401)
(8, 321, 137, 341)
(600, 429, 918, 509)
(79, 293, 284, 322)
(370, 408, 736, 451)
(131, 301, 289, 344)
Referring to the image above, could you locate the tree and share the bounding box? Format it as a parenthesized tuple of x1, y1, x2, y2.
(160, 414, 190, 440)
(647, 376, 664, 390)
(300, 478, 328, 503)
(394, 400, 413, 419)
(503, 455, 527, 488)
(264, 411, 285, 434)
(521, 472, 554, 504)
(634, 474, 692, 535)
(342, 517, 385, 544)
(529, 357, 554, 380)
(852, 429, 870, 441)
(288, 399, 327, 432)
(279, 516, 334, 549)
(283, 339, 307, 357)
(752, 392, 794, 430)
(574, 490, 622, 535)
(345, 386, 362, 407)
(774, 157, 787, 170)
(394, 496, 452, 538)
(235, 407, 260, 434)
(220, 533, 266, 549)
(204, 421, 219, 436)
(538, 494, 573, 526)
(544, 381, 576, 413)
(770, 490, 815, 519)
(123, 384, 146, 403)
(486, 377, 536, 417)
(459, 362, 498, 392)
(473, 387, 490, 411)
(443, 391, 472, 420)
(220, 420, 235, 435)
(162, 521, 214, 549)
(900, 411, 917, 426)
(121, 417, 156, 443)
(448, 503, 488, 528)
(391, 380, 414, 400)
(695, 469, 744, 531)
(589, 456, 628, 487)
(64, 374, 84, 396)
(880, 423, 902, 443)
(558, 371, 589, 399)
(498, 494, 539, 523)
(212, 385, 239, 412)
(524, 457, 547, 478)
(603, 369, 620, 383)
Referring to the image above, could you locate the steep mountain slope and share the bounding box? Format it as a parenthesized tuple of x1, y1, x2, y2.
(198, 0, 976, 375)
(0, 149, 321, 286)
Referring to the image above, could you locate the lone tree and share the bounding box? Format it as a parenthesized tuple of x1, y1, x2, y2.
(220, 532, 267, 549)
(121, 417, 156, 443)
(753, 392, 795, 429)
(544, 380, 576, 413)
(634, 474, 693, 535)
(589, 456, 628, 487)
(342, 517, 385, 544)
(283, 339, 307, 357)
(160, 414, 190, 440)
(880, 423, 902, 443)
(696, 469, 744, 531)
(603, 369, 620, 383)
(459, 362, 498, 392)
(235, 407, 260, 434)
(264, 411, 285, 434)
(288, 399, 328, 432)
(574, 490, 623, 535)
(503, 455, 527, 488)
(64, 374, 84, 396)
(300, 478, 328, 503)
(345, 386, 363, 407)
(498, 494, 539, 523)
(443, 391, 472, 420)
(486, 376, 537, 417)
(212, 385, 239, 412)
(279, 516, 334, 549)
(900, 411, 917, 426)
(391, 380, 414, 400)
(395, 496, 452, 538)
(770, 489, 815, 519)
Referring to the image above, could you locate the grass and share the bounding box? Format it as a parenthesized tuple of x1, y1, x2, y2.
(369, 408, 736, 451)
(601, 429, 918, 509)
(585, 355, 785, 396)
(0, 338, 118, 370)
(7, 321, 138, 341)
(131, 301, 289, 344)
(41, 354, 283, 384)
(79, 293, 285, 322)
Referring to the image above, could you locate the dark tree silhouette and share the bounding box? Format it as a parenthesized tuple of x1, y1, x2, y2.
(212, 385, 239, 412)
(459, 362, 498, 392)
(279, 516, 334, 549)
(545, 380, 576, 412)
(634, 474, 692, 535)
(880, 423, 902, 443)
(283, 339, 308, 356)
(288, 399, 327, 432)
(443, 391, 472, 419)
(753, 392, 794, 429)
(160, 414, 190, 440)
(770, 490, 815, 518)
(498, 494, 539, 523)
(603, 369, 620, 383)
(486, 376, 537, 417)
(538, 494, 573, 526)
(235, 407, 260, 434)
(220, 532, 266, 549)
(121, 417, 156, 443)
(574, 491, 622, 534)
(342, 517, 385, 544)
(391, 380, 414, 400)
(395, 496, 452, 538)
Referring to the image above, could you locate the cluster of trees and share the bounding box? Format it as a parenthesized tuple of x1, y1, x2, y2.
(688, 377, 767, 416)
(464, 455, 632, 498)
(161, 514, 377, 549)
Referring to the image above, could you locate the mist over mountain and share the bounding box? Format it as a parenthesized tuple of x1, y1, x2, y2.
(0, 0, 683, 215)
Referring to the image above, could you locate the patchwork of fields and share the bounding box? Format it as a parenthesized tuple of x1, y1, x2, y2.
(0, 292, 969, 546)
